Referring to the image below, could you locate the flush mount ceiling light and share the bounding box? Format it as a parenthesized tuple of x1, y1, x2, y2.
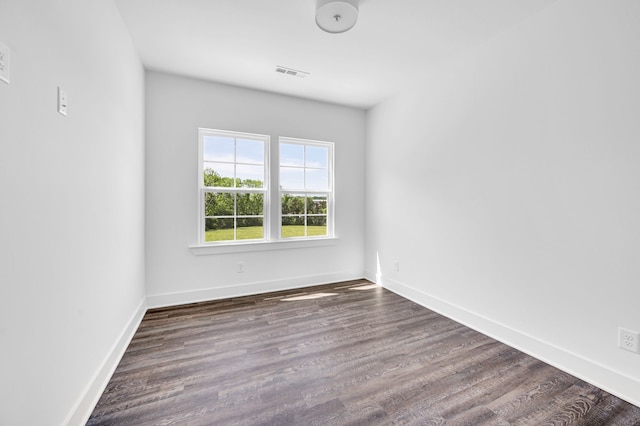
(316, 0, 359, 34)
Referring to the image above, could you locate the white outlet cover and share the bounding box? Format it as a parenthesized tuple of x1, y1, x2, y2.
(0, 41, 9, 84)
(618, 327, 640, 353)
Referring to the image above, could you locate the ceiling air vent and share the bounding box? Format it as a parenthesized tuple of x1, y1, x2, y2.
(275, 66, 310, 79)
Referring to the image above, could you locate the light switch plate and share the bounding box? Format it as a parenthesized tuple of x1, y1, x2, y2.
(0, 41, 9, 84)
(58, 86, 68, 116)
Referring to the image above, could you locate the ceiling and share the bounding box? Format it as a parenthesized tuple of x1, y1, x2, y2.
(114, 0, 557, 109)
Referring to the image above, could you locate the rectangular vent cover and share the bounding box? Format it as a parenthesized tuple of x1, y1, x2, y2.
(275, 66, 309, 79)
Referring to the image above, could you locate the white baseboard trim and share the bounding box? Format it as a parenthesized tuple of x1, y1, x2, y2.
(382, 276, 640, 408)
(146, 271, 365, 309)
(363, 269, 379, 284)
(63, 298, 147, 426)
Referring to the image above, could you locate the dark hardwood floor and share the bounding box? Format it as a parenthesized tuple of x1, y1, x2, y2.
(88, 280, 640, 425)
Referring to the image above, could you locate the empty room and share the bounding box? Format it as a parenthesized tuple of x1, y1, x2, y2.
(1, 0, 639, 424)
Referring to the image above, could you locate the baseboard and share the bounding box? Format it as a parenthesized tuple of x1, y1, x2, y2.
(63, 298, 147, 426)
(146, 271, 364, 309)
(382, 276, 640, 408)
(363, 268, 380, 284)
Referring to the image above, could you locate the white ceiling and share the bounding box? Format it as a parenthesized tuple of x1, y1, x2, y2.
(114, 0, 557, 109)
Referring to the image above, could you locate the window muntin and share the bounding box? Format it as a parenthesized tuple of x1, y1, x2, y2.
(279, 138, 334, 239)
(199, 129, 269, 243)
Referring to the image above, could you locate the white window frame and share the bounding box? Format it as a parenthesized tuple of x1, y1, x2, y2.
(192, 130, 337, 254)
(279, 137, 335, 240)
(198, 128, 270, 245)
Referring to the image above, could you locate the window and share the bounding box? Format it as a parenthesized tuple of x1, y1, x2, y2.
(280, 138, 334, 239)
(199, 129, 269, 243)
(198, 129, 334, 246)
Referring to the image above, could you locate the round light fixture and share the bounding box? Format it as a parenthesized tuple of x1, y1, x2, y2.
(316, 0, 359, 34)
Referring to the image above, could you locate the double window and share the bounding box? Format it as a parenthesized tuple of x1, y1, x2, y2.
(198, 129, 334, 244)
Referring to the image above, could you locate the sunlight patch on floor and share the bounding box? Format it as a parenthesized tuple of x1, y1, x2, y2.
(264, 293, 307, 301)
(349, 284, 380, 291)
(281, 292, 339, 301)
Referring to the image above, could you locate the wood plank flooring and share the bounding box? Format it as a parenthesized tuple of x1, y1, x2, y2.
(88, 280, 640, 425)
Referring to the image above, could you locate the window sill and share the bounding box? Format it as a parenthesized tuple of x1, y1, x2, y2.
(189, 237, 339, 255)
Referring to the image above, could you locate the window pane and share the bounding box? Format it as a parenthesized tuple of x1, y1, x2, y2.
(305, 169, 329, 190)
(203, 136, 234, 162)
(204, 162, 235, 187)
(307, 216, 327, 236)
(237, 193, 264, 216)
(282, 194, 306, 215)
(282, 216, 305, 238)
(306, 145, 328, 169)
(237, 218, 263, 240)
(237, 164, 264, 188)
(204, 192, 234, 216)
(204, 192, 215, 216)
(307, 195, 327, 214)
(237, 139, 264, 165)
(205, 218, 234, 242)
(280, 167, 304, 190)
(203, 168, 218, 187)
(280, 143, 304, 166)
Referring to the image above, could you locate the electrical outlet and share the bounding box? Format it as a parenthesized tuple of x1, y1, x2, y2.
(618, 327, 640, 353)
(237, 262, 245, 273)
(0, 41, 9, 84)
(392, 260, 399, 272)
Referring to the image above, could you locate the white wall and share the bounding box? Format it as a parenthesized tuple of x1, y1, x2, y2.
(145, 72, 365, 306)
(366, 0, 640, 406)
(0, 1, 146, 425)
